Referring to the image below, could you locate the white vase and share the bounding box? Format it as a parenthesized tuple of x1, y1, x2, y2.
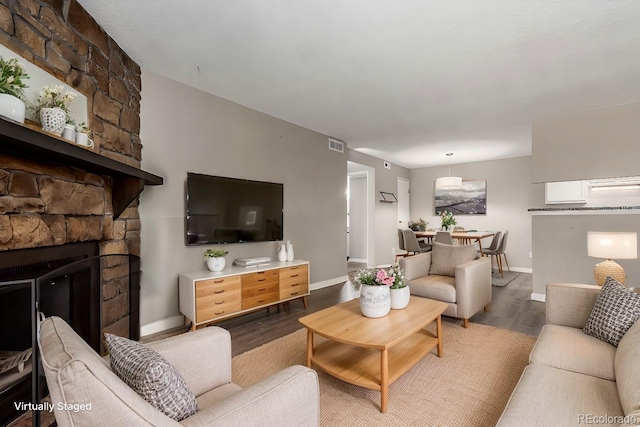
(206, 256, 226, 272)
(40, 107, 66, 135)
(286, 241, 294, 261)
(0, 94, 26, 124)
(390, 286, 410, 309)
(278, 244, 287, 262)
(359, 284, 391, 318)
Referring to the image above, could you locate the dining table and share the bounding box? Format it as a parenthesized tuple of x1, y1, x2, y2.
(414, 230, 495, 252)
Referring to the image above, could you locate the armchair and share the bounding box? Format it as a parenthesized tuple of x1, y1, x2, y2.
(38, 316, 319, 426)
(399, 243, 491, 327)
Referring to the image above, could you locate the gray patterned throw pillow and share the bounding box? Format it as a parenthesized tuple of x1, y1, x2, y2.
(583, 277, 640, 347)
(105, 333, 199, 421)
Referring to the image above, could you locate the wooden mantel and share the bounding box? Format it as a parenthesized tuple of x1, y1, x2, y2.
(0, 118, 163, 218)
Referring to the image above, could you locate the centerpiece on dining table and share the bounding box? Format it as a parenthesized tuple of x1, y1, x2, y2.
(440, 210, 457, 231)
(353, 266, 409, 317)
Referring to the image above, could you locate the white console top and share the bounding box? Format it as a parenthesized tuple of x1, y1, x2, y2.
(180, 259, 309, 281)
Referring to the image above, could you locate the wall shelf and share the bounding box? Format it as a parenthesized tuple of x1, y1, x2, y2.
(0, 118, 163, 218)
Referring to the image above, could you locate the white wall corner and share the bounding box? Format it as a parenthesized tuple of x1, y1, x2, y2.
(310, 275, 348, 291)
(530, 292, 546, 303)
(141, 315, 185, 337)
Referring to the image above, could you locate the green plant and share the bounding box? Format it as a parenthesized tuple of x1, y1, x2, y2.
(408, 218, 428, 231)
(204, 248, 228, 258)
(76, 121, 92, 137)
(440, 210, 457, 230)
(352, 266, 406, 290)
(0, 56, 29, 99)
(30, 84, 77, 123)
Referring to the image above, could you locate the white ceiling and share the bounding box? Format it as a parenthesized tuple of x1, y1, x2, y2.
(77, 0, 640, 169)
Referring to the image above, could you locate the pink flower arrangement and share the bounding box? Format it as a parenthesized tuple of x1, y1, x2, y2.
(354, 266, 406, 289)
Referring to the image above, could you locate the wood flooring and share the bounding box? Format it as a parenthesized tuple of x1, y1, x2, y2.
(145, 270, 544, 357)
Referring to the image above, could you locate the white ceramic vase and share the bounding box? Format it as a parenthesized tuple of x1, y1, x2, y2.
(278, 244, 287, 262)
(40, 107, 66, 135)
(0, 94, 26, 124)
(286, 241, 294, 261)
(359, 284, 391, 318)
(206, 256, 226, 272)
(390, 286, 410, 309)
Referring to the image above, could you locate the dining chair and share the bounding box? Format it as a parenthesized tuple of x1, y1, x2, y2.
(434, 231, 454, 245)
(395, 229, 408, 262)
(402, 229, 431, 255)
(483, 230, 509, 277)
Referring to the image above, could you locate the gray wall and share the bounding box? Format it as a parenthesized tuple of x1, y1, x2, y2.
(138, 71, 347, 327)
(347, 150, 410, 266)
(410, 156, 538, 271)
(348, 175, 367, 261)
(532, 102, 640, 183)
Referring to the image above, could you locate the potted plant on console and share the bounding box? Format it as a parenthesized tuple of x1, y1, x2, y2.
(205, 248, 229, 272)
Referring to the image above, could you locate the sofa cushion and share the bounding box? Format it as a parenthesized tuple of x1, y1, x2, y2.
(497, 364, 623, 427)
(616, 318, 640, 419)
(429, 242, 476, 277)
(530, 325, 616, 380)
(583, 277, 640, 347)
(408, 274, 456, 303)
(105, 333, 199, 421)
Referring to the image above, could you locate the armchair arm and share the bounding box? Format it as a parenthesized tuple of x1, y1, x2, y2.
(146, 327, 232, 397)
(454, 257, 492, 320)
(179, 365, 319, 427)
(545, 283, 600, 328)
(399, 252, 432, 281)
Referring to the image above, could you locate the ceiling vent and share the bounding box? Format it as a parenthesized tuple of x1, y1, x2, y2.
(328, 138, 344, 153)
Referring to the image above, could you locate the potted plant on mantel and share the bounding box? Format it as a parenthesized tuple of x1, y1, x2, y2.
(0, 56, 29, 124)
(204, 248, 229, 272)
(352, 265, 409, 317)
(31, 84, 76, 136)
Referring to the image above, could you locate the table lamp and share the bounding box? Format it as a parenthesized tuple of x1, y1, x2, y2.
(587, 231, 638, 285)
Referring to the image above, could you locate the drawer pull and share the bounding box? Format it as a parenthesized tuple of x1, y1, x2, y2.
(258, 278, 266, 282)
(214, 279, 224, 283)
(291, 292, 299, 296)
(258, 288, 266, 291)
(291, 283, 299, 287)
(215, 311, 225, 315)
(258, 299, 266, 303)
(214, 290, 225, 294)
(291, 266, 299, 270)
(291, 274, 299, 277)
(257, 271, 265, 274)
(215, 300, 225, 304)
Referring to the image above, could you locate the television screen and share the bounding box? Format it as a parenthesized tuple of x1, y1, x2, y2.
(186, 173, 283, 245)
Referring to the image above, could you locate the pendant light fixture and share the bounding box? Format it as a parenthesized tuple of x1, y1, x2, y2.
(435, 153, 463, 190)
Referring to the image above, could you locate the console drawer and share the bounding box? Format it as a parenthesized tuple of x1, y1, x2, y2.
(242, 269, 279, 287)
(195, 276, 241, 322)
(242, 291, 279, 310)
(242, 281, 279, 299)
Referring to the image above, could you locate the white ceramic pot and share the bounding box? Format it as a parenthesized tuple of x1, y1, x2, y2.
(40, 107, 66, 135)
(359, 284, 391, 318)
(206, 256, 226, 272)
(0, 94, 26, 124)
(390, 286, 410, 309)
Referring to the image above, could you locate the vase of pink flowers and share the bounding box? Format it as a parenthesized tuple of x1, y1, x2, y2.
(354, 266, 408, 317)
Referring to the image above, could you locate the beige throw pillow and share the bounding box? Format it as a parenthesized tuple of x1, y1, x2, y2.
(429, 242, 477, 277)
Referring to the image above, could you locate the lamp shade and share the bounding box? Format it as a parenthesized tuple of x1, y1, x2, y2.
(435, 176, 463, 190)
(587, 232, 638, 260)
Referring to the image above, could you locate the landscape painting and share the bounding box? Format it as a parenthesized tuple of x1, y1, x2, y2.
(435, 179, 487, 215)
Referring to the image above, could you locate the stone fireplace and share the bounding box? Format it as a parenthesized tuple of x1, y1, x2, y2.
(0, 1, 163, 425)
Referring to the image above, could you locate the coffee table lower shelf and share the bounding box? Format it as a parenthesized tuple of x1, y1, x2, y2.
(309, 328, 440, 410)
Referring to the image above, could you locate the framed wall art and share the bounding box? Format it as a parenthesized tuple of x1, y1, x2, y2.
(435, 179, 487, 215)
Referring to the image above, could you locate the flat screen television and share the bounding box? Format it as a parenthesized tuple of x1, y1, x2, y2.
(185, 173, 283, 245)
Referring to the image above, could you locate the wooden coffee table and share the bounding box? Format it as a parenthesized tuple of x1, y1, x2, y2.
(298, 297, 448, 413)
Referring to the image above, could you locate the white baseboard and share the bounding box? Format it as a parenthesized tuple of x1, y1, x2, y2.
(347, 258, 367, 264)
(531, 293, 546, 303)
(141, 315, 185, 337)
(509, 267, 533, 273)
(310, 275, 348, 291)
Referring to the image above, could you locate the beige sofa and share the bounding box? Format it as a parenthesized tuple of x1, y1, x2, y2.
(399, 247, 492, 327)
(39, 316, 320, 426)
(497, 283, 640, 427)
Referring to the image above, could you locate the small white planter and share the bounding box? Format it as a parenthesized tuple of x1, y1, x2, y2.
(390, 286, 410, 309)
(359, 284, 390, 318)
(0, 94, 26, 124)
(206, 256, 226, 272)
(40, 107, 66, 135)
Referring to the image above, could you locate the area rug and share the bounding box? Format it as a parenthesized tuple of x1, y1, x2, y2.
(491, 271, 521, 287)
(232, 321, 535, 426)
